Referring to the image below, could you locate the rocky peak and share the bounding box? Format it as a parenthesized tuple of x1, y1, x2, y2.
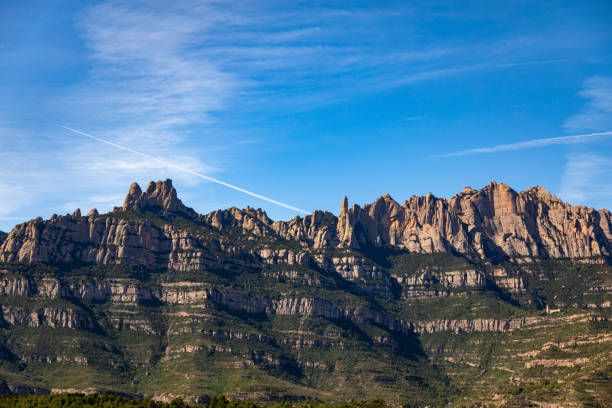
(451, 181, 518, 218)
(520, 185, 557, 203)
(121, 179, 196, 218)
(1, 180, 611, 266)
(203, 206, 275, 237)
(340, 196, 349, 213)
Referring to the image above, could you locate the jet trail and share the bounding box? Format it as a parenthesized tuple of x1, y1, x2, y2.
(62, 126, 309, 214)
(431, 130, 612, 158)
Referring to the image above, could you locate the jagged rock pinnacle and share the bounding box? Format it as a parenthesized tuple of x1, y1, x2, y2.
(121, 179, 195, 217)
(341, 196, 349, 213)
(0, 181, 611, 264)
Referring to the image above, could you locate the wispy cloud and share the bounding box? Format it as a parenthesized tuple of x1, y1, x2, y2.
(0, 181, 30, 220)
(431, 131, 612, 158)
(0, 0, 603, 229)
(564, 76, 612, 132)
(555, 76, 612, 208)
(558, 153, 612, 205)
(71, 1, 569, 118)
(60, 1, 572, 201)
(75, 2, 242, 123)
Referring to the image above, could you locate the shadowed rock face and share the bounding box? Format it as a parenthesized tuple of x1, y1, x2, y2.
(0, 231, 7, 246)
(0, 179, 611, 266)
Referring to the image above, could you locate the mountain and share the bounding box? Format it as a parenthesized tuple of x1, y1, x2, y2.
(2, 180, 611, 267)
(0, 180, 610, 406)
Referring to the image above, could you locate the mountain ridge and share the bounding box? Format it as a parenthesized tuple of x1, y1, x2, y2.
(1, 179, 610, 266)
(0, 179, 610, 405)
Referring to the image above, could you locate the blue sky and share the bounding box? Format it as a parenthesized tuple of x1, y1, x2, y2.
(1, 0, 611, 231)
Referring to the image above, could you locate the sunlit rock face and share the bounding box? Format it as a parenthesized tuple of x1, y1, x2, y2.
(122, 179, 198, 218)
(331, 182, 612, 260)
(1, 179, 611, 267)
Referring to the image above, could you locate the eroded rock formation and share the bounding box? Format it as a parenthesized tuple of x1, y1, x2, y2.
(1, 180, 610, 268)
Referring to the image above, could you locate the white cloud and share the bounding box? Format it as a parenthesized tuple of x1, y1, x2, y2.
(558, 153, 612, 205)
(564, 76, 612, 132)
(1, 1, 596, 228)
(73, 1, 243, 133)
(0, 181, 30, 219)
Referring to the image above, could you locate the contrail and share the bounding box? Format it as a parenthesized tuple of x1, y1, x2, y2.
(431, 130, 612, 158)
(62, 126, 309, 214)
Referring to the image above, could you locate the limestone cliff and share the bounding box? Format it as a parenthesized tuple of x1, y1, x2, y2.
(1, 180, 610, 267)
(332, 183, 612, 260)
(0, 180, 610, 406)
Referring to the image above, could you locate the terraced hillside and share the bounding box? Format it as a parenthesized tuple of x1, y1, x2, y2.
(0, 180, 610, 406)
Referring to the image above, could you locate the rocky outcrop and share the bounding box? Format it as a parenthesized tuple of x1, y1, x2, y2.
(270, 298, 342, 320)
(0, 276, 32, 296)
(0, 231, 7, 246)
(414, 317, 541, 334)
(1, 180, 610, 269)
(332, 183, 612, 260)
(258, 248, 311, 266)
(122, 179, 197, 218)
(272, 210, 338, 249)
(164, 289, 409, 333)
(496, 277, 526, 294)
(261, 269, 326, 287)
(0, 306, 95, 329)
(0, 275, 154, 304)
(331, 256, 386, 280)
(69, 281, 154, 303)
(393, 269, 485, 298)
(491, 268, 526, 293)
(0, 212, 250, 272)
(204, 206, 274, 237)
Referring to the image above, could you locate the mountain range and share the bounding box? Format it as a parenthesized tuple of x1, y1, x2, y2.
(0, 180, 610, 406)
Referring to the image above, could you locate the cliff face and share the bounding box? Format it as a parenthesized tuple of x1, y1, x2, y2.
(0, 180, 610, 406)
(1, 180, 610, 267)
(0, 213, 244, 270)
(0, 180, 253, 270)
(334, 183, 612, 260)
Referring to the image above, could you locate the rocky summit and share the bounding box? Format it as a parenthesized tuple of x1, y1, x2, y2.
(0, 180, 610, 406)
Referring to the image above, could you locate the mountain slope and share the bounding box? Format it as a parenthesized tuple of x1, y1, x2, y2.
(0, 180, 610, 406)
